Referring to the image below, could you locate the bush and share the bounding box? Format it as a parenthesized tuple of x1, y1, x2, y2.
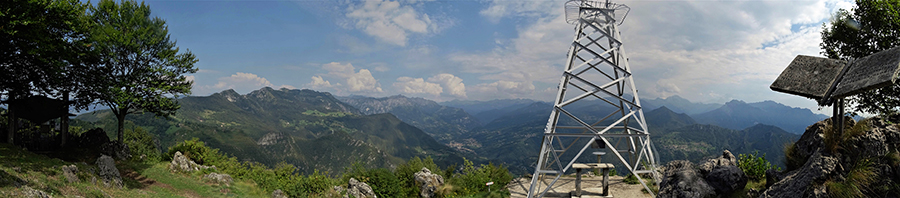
(124, 127, 161, 162)
(395, 156, 443, 197)
(624, 174, 639, 184)
(342, 162, 402, 197)
(738, 151, 780, 180)
(448, 159, 513, 195)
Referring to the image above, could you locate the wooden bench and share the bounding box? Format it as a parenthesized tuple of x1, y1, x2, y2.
(572, 163, 615, 197)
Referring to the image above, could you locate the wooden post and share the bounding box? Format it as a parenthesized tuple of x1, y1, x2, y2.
(61, 92, 69, 147)
(7, 99, 14, 144)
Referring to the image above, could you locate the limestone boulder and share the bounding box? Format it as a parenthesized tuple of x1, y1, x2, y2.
(61, 164, 79, 183)
(344, 178, 376, 198)
(414, 167, 444, 198)
(95, 155, 123, 188)
(657, 160, 714, 198)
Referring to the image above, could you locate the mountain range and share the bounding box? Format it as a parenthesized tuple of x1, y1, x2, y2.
(74, 88, 820, 175)
(75, 88, 470, 174)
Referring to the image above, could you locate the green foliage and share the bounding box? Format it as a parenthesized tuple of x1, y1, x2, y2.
(624, 174, 640, 185)
(124, 126, 161, 162)
(821, 0, 900, 116)
(395, 156, 443, 197)
(0, 0, 99, 109)
(342, 162, 402, 197)
(86, 0, 198, 142)
(738, 151, 781, 180)
(165, 139, 338, 197)
(448, 159, 513, 195)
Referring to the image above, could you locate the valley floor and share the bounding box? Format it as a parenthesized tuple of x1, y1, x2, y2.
(506, 175, 652, 198)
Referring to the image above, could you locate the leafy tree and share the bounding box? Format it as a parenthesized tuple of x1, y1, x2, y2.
(86, 0, 197, 143)
(821, 0, 900, 115)
(0, 0, 98, 109)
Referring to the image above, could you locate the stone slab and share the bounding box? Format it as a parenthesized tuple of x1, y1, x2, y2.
(833, 46, 900, 97)
(770, 55, 847, 100)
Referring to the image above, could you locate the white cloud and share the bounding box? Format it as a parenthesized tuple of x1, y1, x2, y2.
(193, 72, 275, 95)
(305, 62, 383, 94)
(427, 73, 466, 98)
(344, 0, 448, 46)
(393, 77, 442, 96)
(470, 80, 535, 99)
(463, 0, 853, 112)
(185, 75, 196, 86)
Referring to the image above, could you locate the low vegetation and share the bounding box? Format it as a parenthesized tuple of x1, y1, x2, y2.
(737, 151, 780, 180)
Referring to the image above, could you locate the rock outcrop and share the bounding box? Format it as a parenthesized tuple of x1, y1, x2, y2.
(760, 115, 900, 197)
(61, 164, 79, 183)
(95, 155, 123, 188)
(204, 173, 233, 186)
(271, 189, 288, 198)
(100, 142, 131, 160)
(169, 151, 212, 172)
(345, 178, 376, 198)
(414, 167, 445, 198)
(659, 150, 748, 198)
(21, 186, 51, 198)
(658, 160, 714, 198)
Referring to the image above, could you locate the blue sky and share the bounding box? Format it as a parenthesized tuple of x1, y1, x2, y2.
(132, 0, 854, 115)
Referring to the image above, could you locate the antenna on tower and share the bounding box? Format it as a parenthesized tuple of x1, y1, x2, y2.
(527, 0, 659, 197)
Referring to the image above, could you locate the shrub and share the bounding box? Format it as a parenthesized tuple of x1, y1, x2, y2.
(395, 156, 442, 197)
(124, 127, 161, 162)
(448, 159, 513, 195)
(738, 151, 780, 180)
(342, 162, 402, 197)
(624, 174, 639, 184)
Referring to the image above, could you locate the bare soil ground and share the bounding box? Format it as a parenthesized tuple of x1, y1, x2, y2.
(507, 175, 653, 198)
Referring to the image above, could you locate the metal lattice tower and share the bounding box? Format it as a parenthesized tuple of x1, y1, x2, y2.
(527, 0, 660, 197)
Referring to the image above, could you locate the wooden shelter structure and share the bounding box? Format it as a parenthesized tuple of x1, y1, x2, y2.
(3, 93, 73, 146)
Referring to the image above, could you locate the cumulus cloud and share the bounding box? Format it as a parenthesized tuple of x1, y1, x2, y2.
(344, 0, 449, 46)
(393, 77, 442, 96)
(462, 0, 852, 111)
(427, 73, 467, 98)
(305, 62, 383, 94)
(209, 72, 274, 93)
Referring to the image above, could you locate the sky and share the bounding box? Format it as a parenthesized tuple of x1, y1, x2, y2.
(135, 0, 855, 115)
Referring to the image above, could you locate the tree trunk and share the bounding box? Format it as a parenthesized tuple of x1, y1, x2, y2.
(61, 92, 69, 147)
(117, 109, 126, 143)
(7, 104, 14, 144)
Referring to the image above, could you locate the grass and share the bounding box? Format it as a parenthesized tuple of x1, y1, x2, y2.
(0, 143, 268, 197)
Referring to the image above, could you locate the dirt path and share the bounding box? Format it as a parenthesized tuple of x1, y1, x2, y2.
(122, 169, 200, 198)
(507, 175, 653, 198)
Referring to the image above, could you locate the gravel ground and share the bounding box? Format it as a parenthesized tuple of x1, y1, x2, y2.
(506, 175, 654, 198)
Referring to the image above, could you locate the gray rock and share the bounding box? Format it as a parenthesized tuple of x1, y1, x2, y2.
(765, 169, 793, 188)
(168, 151, 211, 172)
(21, 186, 51, 198)
(95, 155, 123, 188)
(271, 189, 288, 198)
(414, 167, 444, 198)
(61, 164, 79, 183)
(704, 165, 747, 194)
(657, 160, 714, 198)
(100, 142, 131, 160)
(345, 178, 376, 198)
(698, 150, 737, 175)
(759, 150, 839, 198)
(204, 173, 233, 186)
